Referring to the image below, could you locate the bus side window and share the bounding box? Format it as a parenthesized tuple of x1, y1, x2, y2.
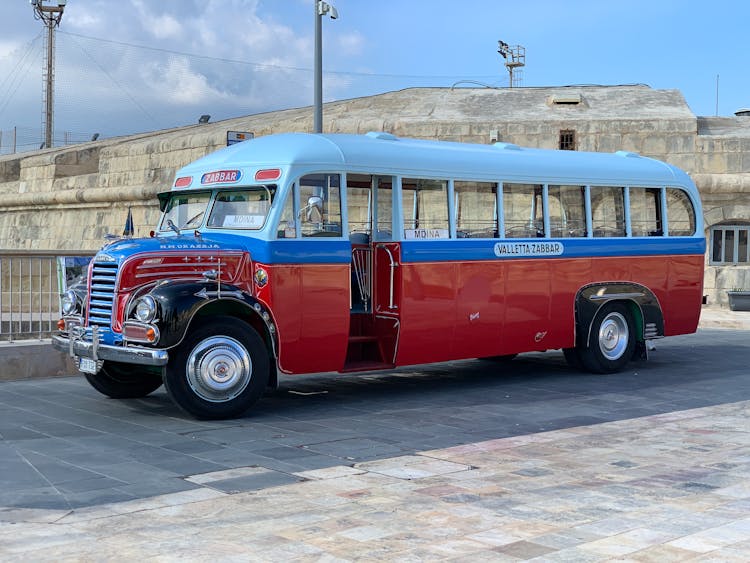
(455, 181, 498, 238)
(504, 183, 544, 238)
(402, 178, 449, 239)
(591, 187, 626, 237)
(548, 185, 587, 238)
(629, 187, 663, 236)
(277, 189, 296, 238)
(347, 174, 372, 238)
(300, 173, 342, 237)
(666, 187, 696, 236)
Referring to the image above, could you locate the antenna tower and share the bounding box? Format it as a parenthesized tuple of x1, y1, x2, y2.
(497, 41, 525, 87)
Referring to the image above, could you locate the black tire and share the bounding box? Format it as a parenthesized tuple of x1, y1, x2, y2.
(163, 316, 270, 420)
(579, 302, 635, 374)
(562, 347, 583, 370)
(85, 361, 163, 399)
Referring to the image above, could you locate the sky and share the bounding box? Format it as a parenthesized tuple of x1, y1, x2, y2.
(0, 0, 747, 152)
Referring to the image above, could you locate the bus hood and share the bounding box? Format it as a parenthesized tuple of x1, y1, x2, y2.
(93, 233, 262, 264)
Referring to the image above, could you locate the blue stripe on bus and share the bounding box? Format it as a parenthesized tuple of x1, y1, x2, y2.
(399, 237, 706, 262)
(255, 239, 352, 263)
(245, 237, 706, 264)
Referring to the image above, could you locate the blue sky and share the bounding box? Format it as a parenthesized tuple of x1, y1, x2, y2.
(0, 0, 746, 149)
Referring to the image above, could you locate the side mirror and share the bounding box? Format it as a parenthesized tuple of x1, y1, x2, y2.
(302, 196, 323, 221)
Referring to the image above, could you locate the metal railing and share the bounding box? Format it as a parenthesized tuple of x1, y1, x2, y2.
(0, 251, 94, 342)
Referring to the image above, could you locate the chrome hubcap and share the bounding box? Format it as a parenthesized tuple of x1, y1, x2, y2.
(598, 312, 629, 361)
(186, 336, 252, 402)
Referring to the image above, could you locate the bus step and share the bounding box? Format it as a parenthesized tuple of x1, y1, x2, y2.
(348, 335, 378, 344)
(341, 360, 394, 373)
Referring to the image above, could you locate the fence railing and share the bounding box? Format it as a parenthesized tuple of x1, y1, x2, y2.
(0, 126, 96, 155)
(0, 251, 94, 342)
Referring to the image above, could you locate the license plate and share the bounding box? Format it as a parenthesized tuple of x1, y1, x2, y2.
(79, 357, 98, 374)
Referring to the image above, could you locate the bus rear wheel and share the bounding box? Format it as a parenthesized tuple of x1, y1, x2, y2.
(163, 316, 269, 420)
(579, 302, 635, 374)
(85, 361, 163, 399)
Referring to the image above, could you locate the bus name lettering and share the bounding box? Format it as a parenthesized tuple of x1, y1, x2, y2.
(201, 170, 241, 185)
(405, 228, 448, 240)
(493, 241, 564, 257)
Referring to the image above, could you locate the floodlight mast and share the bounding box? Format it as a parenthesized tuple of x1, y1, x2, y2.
(314, 1, 338, 133)
(31, 0, 66, 149)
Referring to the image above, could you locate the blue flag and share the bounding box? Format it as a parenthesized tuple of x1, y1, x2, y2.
(123, 207, 134, 236)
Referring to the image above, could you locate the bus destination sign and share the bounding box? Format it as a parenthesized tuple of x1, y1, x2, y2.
(494, 241, 564, 258)
(201, 170, 242, 185)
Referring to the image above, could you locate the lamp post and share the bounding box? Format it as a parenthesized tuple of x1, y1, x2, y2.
(31, 0, 66, 149)
(314, 1, 337, 134)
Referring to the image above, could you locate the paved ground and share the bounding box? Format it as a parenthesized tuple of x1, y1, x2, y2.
(0, 310, 748, 560)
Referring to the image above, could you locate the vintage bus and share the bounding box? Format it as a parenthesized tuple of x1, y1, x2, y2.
(54, 132, 705, 419)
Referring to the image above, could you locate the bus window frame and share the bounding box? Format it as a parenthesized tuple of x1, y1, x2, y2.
(272, 171, 699, 243)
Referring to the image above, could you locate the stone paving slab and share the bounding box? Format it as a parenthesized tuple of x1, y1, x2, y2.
(0, 399, 749, 561)
(1, 328, 750, 516)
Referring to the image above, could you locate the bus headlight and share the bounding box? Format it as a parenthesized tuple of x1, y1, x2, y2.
(61, 290, 79, 315)
(133, 295, 158, 323)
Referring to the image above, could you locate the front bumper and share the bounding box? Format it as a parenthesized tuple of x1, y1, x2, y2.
(52, 330, 169, 367)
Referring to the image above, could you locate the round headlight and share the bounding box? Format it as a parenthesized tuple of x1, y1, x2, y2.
(134, 295, 158, 323)
(61, 290, 78, 315)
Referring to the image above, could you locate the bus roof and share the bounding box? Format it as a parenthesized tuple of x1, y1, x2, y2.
(175, 132, 695, 189)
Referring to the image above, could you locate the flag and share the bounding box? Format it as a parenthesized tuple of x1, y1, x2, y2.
(123, 207, 134, 236)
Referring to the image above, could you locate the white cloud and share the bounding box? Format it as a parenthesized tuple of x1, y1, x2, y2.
(0, 0, 371, 139)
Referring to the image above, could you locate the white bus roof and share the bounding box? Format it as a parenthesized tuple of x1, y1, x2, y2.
(175, 132, 695, 190)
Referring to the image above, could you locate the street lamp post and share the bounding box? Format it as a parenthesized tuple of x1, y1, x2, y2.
(313, 1, 337, 134)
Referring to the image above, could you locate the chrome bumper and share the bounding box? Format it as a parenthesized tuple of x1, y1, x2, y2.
(52, 332, 169, 367)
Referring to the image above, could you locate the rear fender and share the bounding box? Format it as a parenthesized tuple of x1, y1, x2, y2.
(575, 282, 664, 347)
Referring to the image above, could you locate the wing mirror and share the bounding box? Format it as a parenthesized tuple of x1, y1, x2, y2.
(301, 196, 323, 221)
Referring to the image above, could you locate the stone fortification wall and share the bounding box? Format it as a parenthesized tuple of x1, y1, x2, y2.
(0, 85, 748, 304)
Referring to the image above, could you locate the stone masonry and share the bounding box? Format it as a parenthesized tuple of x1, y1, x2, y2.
(0, 85, 748, 303)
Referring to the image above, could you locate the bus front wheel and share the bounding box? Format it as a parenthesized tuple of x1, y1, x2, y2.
(579, 302, 635, 374)
(163, 316, 270, 419)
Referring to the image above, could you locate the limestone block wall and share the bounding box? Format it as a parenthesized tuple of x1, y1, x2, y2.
(0, 86, 747, 306)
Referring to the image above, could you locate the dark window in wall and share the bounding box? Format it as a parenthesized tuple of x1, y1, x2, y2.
(559, 129, 576, 150)
(710, 224, 750, 265)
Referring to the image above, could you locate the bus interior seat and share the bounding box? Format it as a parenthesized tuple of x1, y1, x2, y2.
(349, 232, 370, 245)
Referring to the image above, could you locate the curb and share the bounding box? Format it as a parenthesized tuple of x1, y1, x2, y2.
(0, 340, 77, 382)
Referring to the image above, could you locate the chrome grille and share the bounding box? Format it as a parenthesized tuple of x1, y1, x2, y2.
(88, 261, 119, 327)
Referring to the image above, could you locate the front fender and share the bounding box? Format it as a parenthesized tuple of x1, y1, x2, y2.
(140, 280, 275, 352)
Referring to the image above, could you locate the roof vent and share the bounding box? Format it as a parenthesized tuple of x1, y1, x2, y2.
(548, 94, 583, 106)
(366, 131, 398, 141)
(615, 150, 641, 158)
(735, 108, 750, 117)
(493, 142, 522, 151)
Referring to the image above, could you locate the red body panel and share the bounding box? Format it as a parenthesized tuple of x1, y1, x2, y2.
(262, 263, 350, 374)
(260, 252, 704, 374)
(394, 254, 704, 365)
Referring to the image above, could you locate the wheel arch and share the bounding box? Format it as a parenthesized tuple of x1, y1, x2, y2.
(144, 280, 279, 385)
(575, 282, 664, 347)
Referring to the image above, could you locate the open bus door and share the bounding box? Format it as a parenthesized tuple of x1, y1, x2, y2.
(345, 175, 400, 371)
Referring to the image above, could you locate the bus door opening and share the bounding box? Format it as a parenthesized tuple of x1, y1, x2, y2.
(344, 174, 400, 370)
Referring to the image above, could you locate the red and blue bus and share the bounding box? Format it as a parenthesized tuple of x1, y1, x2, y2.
(54, 132, 705, 419)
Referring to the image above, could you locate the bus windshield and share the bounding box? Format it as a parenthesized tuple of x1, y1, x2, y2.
(206, 186, 274, 229)
(159, 191, 211, 232)
(158, 186, 275, 231)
